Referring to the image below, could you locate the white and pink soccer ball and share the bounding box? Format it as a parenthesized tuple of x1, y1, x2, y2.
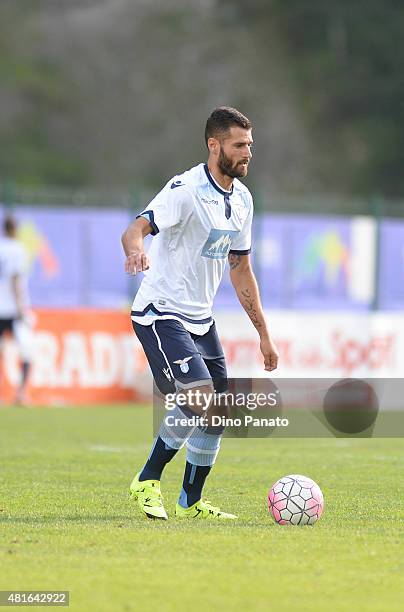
(268, 474, 324, 525)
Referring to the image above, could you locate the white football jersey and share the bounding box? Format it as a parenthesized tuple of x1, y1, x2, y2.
(0, 237, 29, 318)
(131, 163, 253, 334)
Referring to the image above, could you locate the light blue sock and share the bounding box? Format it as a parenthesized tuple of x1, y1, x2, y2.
(185, 425, 223, 466)
(159, 404, 196, 450)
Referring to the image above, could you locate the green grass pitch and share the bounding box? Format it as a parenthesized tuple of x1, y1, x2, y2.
(1, 405, 403, 612)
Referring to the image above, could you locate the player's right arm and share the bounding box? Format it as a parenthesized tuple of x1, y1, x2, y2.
(8, 246, 28, 320)
(11, 274, 25, 319)
(121, 217, 153, 275)
(122, 178, 192, 275)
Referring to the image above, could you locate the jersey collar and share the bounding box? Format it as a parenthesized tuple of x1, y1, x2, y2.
(204, 164, 234, 196)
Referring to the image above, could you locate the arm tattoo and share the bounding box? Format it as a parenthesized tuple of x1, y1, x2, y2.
(228, 254, 241, 270)
(241, 288, 263, 329)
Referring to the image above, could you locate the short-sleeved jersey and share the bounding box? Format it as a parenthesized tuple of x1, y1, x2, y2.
(0, 237, 29, 318)
(131, 163, 253, 334)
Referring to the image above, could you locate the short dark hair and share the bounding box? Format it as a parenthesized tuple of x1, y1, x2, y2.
(3, 215, 17, 235)
(205, 106, 252, 147)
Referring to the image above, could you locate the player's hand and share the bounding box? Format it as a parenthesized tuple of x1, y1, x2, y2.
(125, 251, 150, 275)
(260, 335, 279, 372)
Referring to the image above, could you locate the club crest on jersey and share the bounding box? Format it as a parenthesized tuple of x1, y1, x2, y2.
(173, 356, 193, 373)
(201, 228, 239, 259)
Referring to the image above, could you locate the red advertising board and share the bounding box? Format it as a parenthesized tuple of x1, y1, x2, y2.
(1, 309, 148, 405)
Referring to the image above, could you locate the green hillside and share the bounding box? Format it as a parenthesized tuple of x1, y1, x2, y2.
(0, 1, 403, 198)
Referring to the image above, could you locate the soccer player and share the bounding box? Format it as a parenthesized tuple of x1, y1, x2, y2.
(122, 107, 279, 520)
(0, 216, 33, 405)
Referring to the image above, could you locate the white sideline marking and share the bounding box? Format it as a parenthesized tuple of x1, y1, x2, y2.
(89, 444, 133, 453)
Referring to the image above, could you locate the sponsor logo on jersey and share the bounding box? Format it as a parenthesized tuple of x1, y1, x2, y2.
(201, 197, 219, 206)
(171, 180, 184, 189)
(201, 229, 239, 260)
(173, 356, 193, 374)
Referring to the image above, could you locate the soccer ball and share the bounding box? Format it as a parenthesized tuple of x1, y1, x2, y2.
(268, 474, 324, 525)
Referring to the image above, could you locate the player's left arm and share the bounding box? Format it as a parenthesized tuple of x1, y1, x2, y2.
(228, 253, 279, 372)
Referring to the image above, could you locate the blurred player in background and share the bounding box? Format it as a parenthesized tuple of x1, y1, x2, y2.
(122, 107, 279, 520)
(0, 216, 34, 405)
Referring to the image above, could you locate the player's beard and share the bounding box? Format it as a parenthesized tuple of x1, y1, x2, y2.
(218, 147, 248, 179)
